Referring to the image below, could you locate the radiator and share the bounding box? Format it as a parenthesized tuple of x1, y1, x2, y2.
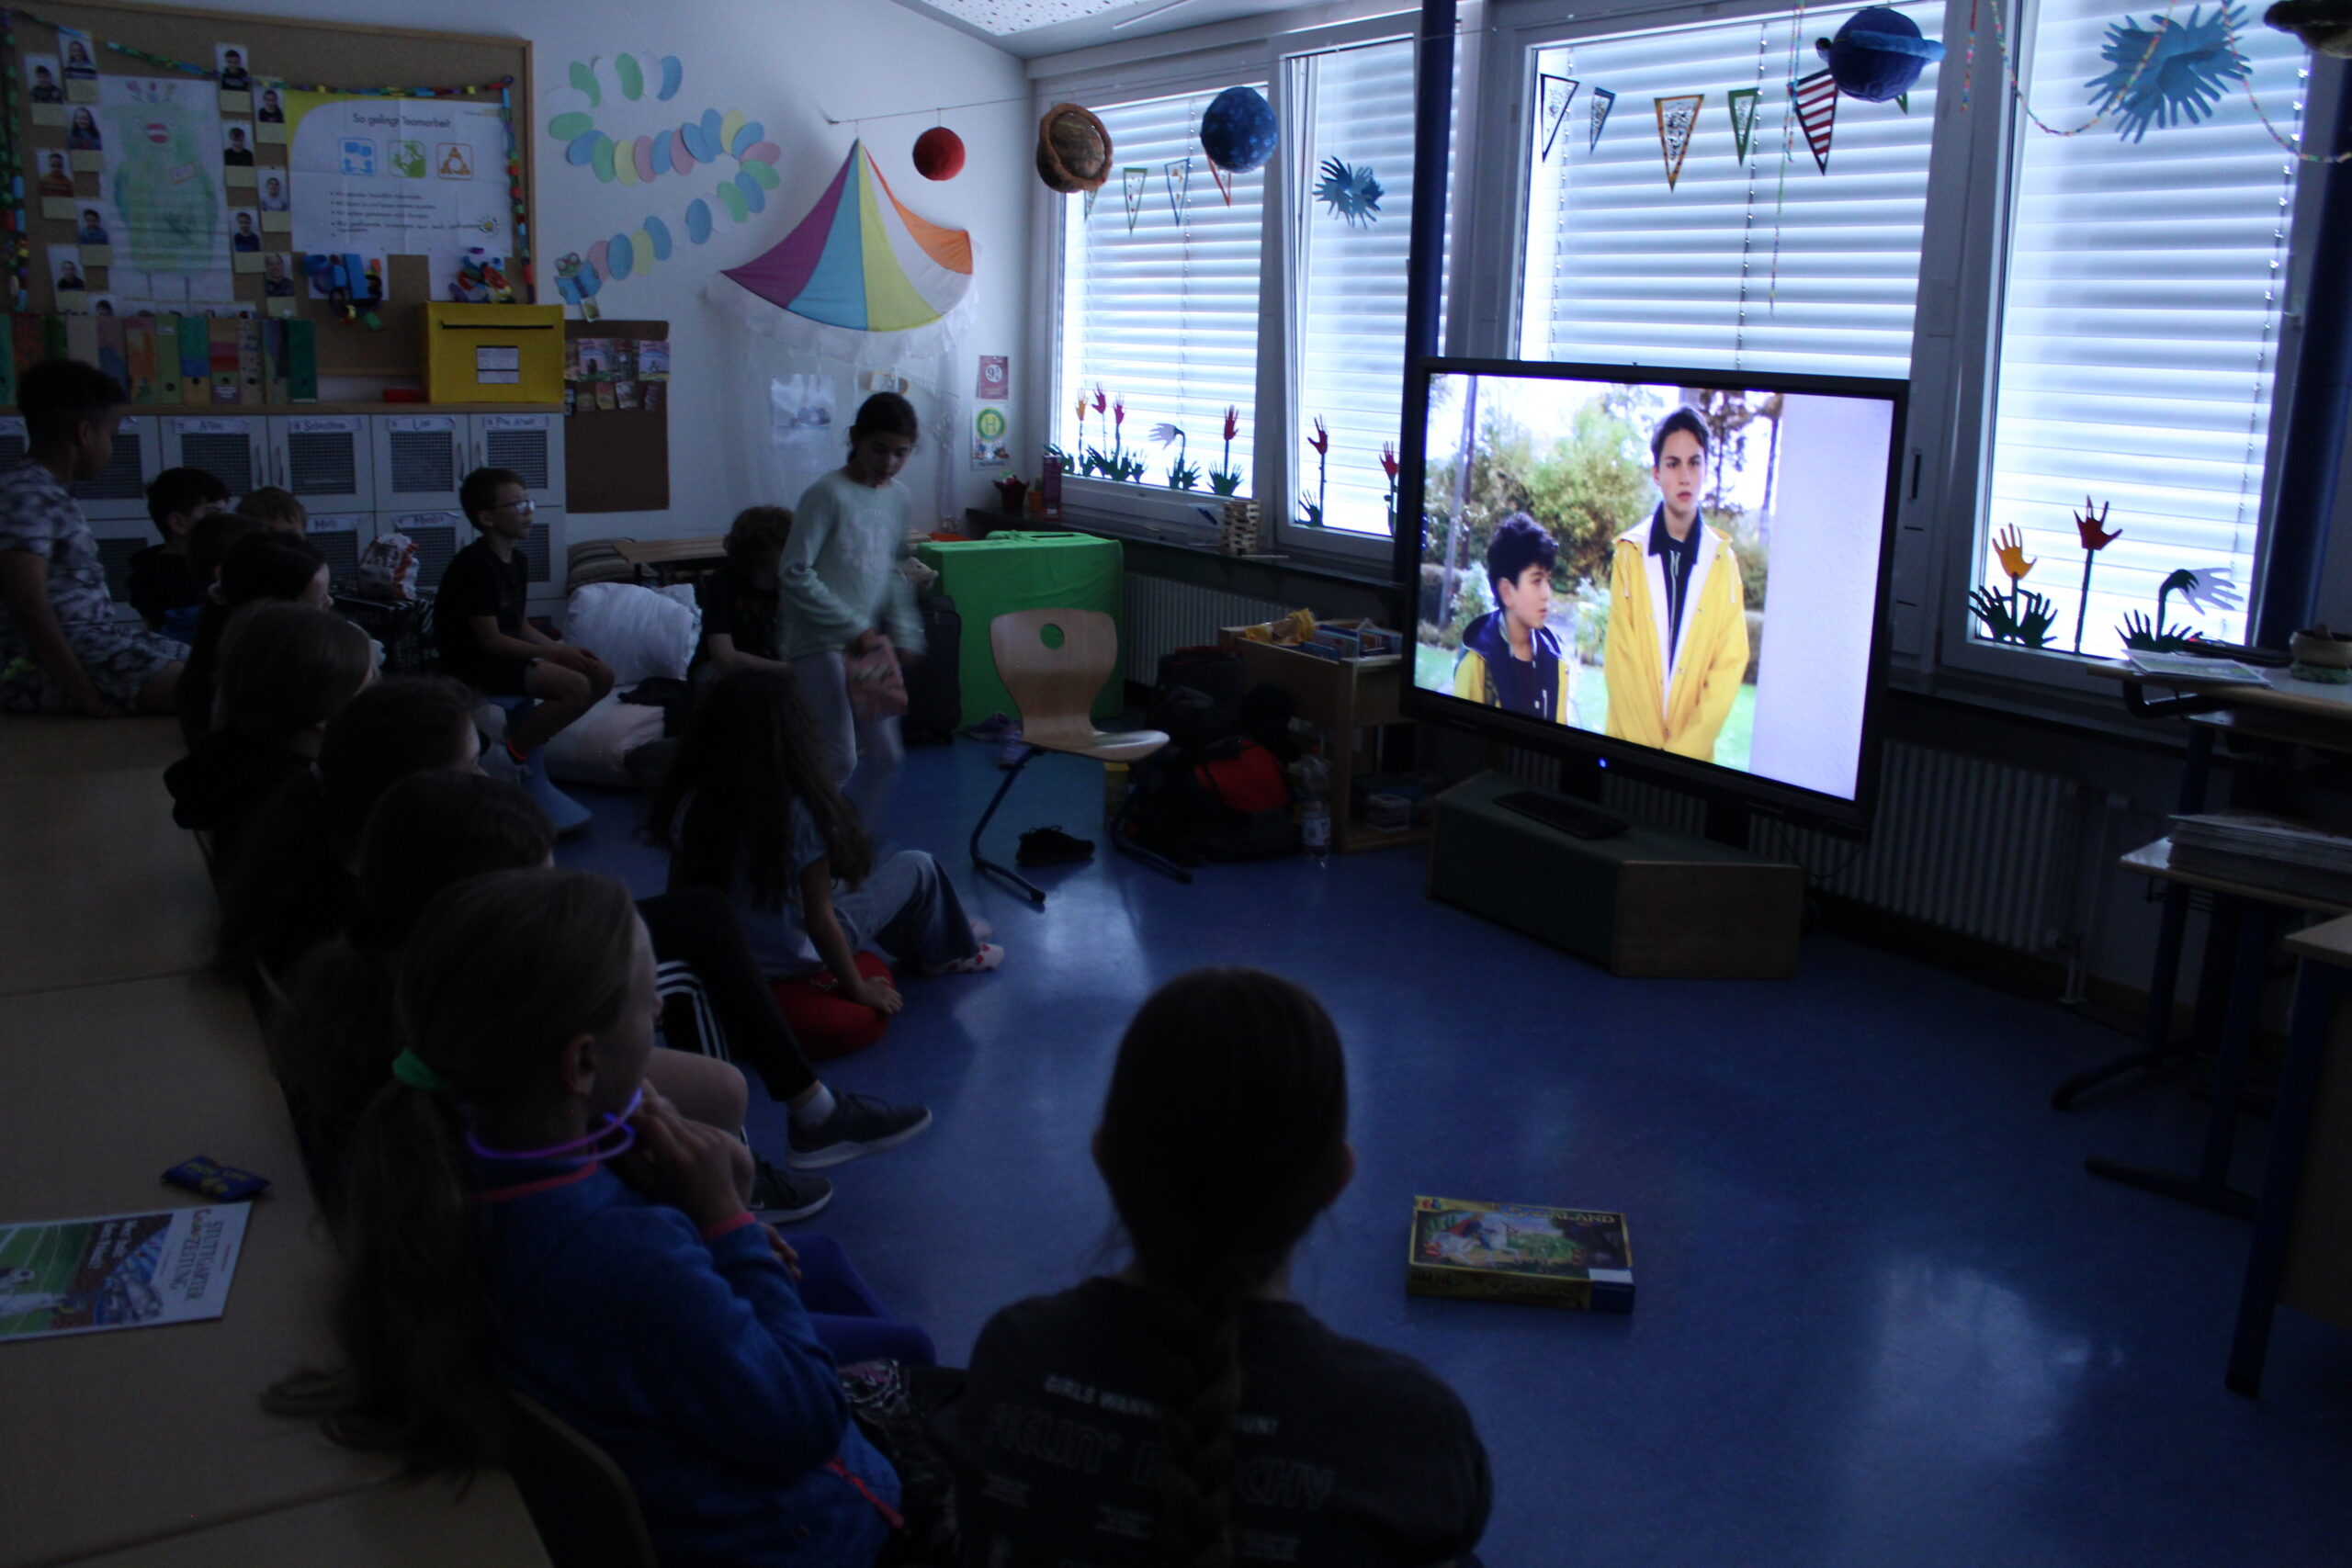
(1121, 575, 1291, 686)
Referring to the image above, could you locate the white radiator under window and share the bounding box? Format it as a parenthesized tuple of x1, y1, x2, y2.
(1122, 575, 1290, 686)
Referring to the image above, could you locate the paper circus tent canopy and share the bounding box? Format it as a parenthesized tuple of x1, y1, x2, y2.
(717, 140, 973, 344)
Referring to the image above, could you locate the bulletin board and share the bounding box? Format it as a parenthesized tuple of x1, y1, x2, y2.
(564, 317, 667, 513)
(1, 0, 535, 379)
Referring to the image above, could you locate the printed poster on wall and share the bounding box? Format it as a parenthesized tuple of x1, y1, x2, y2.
(95, 78, 233, 305)
(284, 91, 513, 298)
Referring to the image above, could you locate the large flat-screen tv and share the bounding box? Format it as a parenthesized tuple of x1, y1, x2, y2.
(1397, 359, 1905, 832)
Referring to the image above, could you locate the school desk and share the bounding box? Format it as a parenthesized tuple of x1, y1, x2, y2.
(0, 766, 212, 997)
(61, 1477, 550, 1568)
(0, 715, 182, 781)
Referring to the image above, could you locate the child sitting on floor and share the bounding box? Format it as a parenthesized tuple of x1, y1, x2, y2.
(435, 467, 612, 817)
(175, 530, 334, 747)
(234, 486, 308, 536)
(946, 968, 1493, 1566)
(163, 602, 375, 870)
(646, 666, 1001, 1027)
(694, 504, 795, 683)
(267, 867, 946, 1564)
(215, 675, 482, 985)
(127, 466, 231, 639)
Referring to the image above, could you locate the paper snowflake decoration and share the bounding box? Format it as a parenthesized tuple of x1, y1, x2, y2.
(2086, 4, 2251, 142)
(1314, 156, 1384, 227)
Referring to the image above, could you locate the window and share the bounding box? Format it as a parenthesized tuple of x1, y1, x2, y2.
(1521, 8, 1939, 378)
(1055, 88, 1266, 504)
(1290, 39, 1423, 537)
(1975, 0, 2308, 658)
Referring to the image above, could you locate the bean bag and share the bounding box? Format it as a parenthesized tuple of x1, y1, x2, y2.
(771, 952, 895, 1059)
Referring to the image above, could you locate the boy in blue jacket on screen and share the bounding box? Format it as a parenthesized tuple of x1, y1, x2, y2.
(1452, 512, 1570, 722)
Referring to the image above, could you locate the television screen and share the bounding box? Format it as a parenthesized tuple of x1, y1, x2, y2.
(1406, 361, 1903, 813)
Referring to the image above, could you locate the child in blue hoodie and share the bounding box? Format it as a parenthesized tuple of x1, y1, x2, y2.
(271, 866, 922, 1567)
(1452, 511, 1571, 723)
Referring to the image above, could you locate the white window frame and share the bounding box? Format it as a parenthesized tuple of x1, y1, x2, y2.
(1027, 7, 1487, 565)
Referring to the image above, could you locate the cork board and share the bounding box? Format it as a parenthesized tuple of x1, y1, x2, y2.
(5, 0, 533, 379)
(564, 318, 669, 513)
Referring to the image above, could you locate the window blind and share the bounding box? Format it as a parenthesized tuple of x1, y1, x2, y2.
(1293, 39, 1420, 537)
(1057, 89, 1266, 498)
(1522, 8, 1939, 378)
(1982, 0, 2305, 657)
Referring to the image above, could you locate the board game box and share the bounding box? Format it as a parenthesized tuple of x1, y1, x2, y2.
(1406, 1196, 1634, 1312)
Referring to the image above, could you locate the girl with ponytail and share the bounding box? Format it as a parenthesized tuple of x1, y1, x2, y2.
(270, 867, 918, 1568)
(949, 968, 1492, 1567)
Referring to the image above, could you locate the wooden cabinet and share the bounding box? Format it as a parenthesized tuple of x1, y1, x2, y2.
(1218, 630, 1430, 854)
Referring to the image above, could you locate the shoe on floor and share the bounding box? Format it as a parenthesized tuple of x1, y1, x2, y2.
(786, 1093, 935, 1171)
(964, 710, 1019, 742)
(924, 942, 1005, 976)
(484, 740, 594, 835)
(1017, 825, 1095, 866)
(997, 729, 1030, 768)
(750, 1157, 833, 1223)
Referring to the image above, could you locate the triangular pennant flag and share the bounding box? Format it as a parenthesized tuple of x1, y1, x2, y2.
(1122, 165, 1148, 231)
(1654, 94, 1703, 190)
(1208, 158, 1234, 206)
(1726, 87, 1761, 164)
(1164, 157, 1192, 225)
(1083, 186, 1100, 220)
(1792, 70, 1838, 174)
(1537, 74, 1579, 162)
(1589, 87, 1617, 152)
(1896, 92, 1910, 113)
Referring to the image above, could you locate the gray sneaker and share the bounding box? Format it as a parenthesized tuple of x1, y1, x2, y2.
(786, 1094, 934, 1170)
(750, 1158, 833, 1223)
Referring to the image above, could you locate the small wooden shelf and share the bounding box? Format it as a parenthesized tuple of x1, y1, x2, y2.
(1217, 631, 1423, 854)
(2121, 836, 2352, 918)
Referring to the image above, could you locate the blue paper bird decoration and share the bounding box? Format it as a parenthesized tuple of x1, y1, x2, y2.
(1315, 156, 1384, 228)
(2086, 4, 2251, 141)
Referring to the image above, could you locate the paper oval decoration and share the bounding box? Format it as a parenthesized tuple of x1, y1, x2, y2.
(606, 232, 634, 280)
(645, 216, 673, 260)
(731, 121, 765, 159)
(734, 170, 766, 213)
(685, 198, 713, 243)
(616, 53, 645, 101)
(549, 112, 594, 141)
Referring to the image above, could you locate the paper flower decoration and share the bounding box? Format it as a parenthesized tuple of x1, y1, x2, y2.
(1201, 86, 1279, 175)
(2165, 565, 2242, 618)
(1314, 156, 1384, 227)
(2087, 5, 2251, 141)
(1815, 7, 1946, 103)
(1993, 524, 2037, 585)
(2073, 496, 2120, 551)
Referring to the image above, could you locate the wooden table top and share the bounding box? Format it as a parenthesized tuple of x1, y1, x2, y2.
(2086, 658, 2352, 726)
(2121, 837, 2352, 918)
(607, 536, 726, 565)
(62, 1475, 550, 1568)
(0, 768, 215, 997)
(0, 715, 185, 782)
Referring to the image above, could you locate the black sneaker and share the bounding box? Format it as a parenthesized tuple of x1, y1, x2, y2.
(1018, 825, 1096, 866)
(750, 1157, 834, 1223)
(786, 1093, 934, 1170)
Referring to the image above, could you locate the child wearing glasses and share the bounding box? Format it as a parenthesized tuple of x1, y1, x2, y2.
(435, 468, 614, 824)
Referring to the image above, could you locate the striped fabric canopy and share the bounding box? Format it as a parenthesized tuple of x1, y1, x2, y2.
(719, 140, 972, 333)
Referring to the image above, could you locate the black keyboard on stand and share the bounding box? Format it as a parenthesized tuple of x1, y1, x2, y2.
(1495, 789, 1628, 840)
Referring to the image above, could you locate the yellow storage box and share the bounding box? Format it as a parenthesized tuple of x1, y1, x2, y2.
(423, 303, 565, 404)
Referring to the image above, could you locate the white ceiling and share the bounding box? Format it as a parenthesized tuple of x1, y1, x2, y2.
(888, 0, 1340, 59)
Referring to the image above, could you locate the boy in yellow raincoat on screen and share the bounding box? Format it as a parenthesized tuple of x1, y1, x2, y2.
(1603, 407, 1748, 761)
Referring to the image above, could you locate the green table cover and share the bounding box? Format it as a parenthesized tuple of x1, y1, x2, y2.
(915, 531, 1125, 723)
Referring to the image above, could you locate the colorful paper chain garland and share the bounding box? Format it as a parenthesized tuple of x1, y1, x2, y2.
(544, 54, 781, 289)
(0, 5, 532, 313)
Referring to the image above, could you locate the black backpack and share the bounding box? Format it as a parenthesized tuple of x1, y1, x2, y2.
(901, 592, 963, 745)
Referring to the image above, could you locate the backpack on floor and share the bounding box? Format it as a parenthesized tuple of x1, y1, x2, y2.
(901, 592, 962, 746)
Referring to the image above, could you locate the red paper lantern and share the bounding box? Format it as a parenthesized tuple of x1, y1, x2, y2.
(912, 125, 966, 181)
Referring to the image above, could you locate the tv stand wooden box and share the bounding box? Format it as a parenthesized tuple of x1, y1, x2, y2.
(1217, 629, 1429, 854)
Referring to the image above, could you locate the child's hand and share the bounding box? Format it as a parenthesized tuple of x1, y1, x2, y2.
(615, 1095, 749, 1232)
(848, 628, 883, 656)
(761, 1224, 802, 1278)
(843, 976, 904, 1017)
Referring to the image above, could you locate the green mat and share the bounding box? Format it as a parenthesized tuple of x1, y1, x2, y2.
(915, 531, 1125, 724)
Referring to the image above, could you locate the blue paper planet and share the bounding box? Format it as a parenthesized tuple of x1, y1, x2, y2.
(1816, 6, 1946, 103)
(1200, 85, 1279, 174)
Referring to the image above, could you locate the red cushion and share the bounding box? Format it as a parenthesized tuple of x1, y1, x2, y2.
(771, 953, 895, 1060)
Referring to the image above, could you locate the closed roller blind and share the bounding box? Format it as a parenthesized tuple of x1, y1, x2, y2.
(1293, 38, 1420, 537)
(1522, 7, 1939, 378)
(1982, 0, 2305, 656)
(1057, 89, 1266, 497)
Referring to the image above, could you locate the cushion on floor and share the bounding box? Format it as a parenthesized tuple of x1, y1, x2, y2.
(771, 952, 895, 1059)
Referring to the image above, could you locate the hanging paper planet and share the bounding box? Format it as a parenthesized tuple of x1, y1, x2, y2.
(1035, 102, 1113, 193)
(913, 125, 966, 180)
(2265, 0, 2352, 57)
(1200, 85, 1279, 175)
(1815, 7, 1946, 102)
(718, 140, 972, 334)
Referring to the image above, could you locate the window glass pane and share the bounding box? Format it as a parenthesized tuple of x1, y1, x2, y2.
(1294, 39, 1419, 537)
(1521, 10, 1938, 377)
(1057, 89, 1265, 498)
(1980, 0, 2304, 657)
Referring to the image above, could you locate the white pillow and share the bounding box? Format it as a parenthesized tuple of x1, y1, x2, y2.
(562, 581, 702, 686)
(543, 691, 664, 787)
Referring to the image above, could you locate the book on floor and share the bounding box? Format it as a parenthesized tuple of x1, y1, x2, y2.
(0, 1204, 250, 1343)
(1406, 1195, 1634, 1312)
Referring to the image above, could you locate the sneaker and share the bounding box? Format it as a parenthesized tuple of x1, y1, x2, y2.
(1017, 826, 1095, 866)
(924, 942, 1005, 976)
(998, 728, 1030, 769)
(786, 1094, 935, 1171)
(749, 1157, 833, 1223)
(964, 710, 1019, 742)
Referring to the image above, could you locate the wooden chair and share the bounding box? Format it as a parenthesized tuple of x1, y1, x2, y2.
(503, 1390, 658, 1568)
(975, 608, 1184, 904)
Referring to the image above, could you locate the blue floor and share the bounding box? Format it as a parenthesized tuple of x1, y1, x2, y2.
(560, 739, 2352, 1567)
